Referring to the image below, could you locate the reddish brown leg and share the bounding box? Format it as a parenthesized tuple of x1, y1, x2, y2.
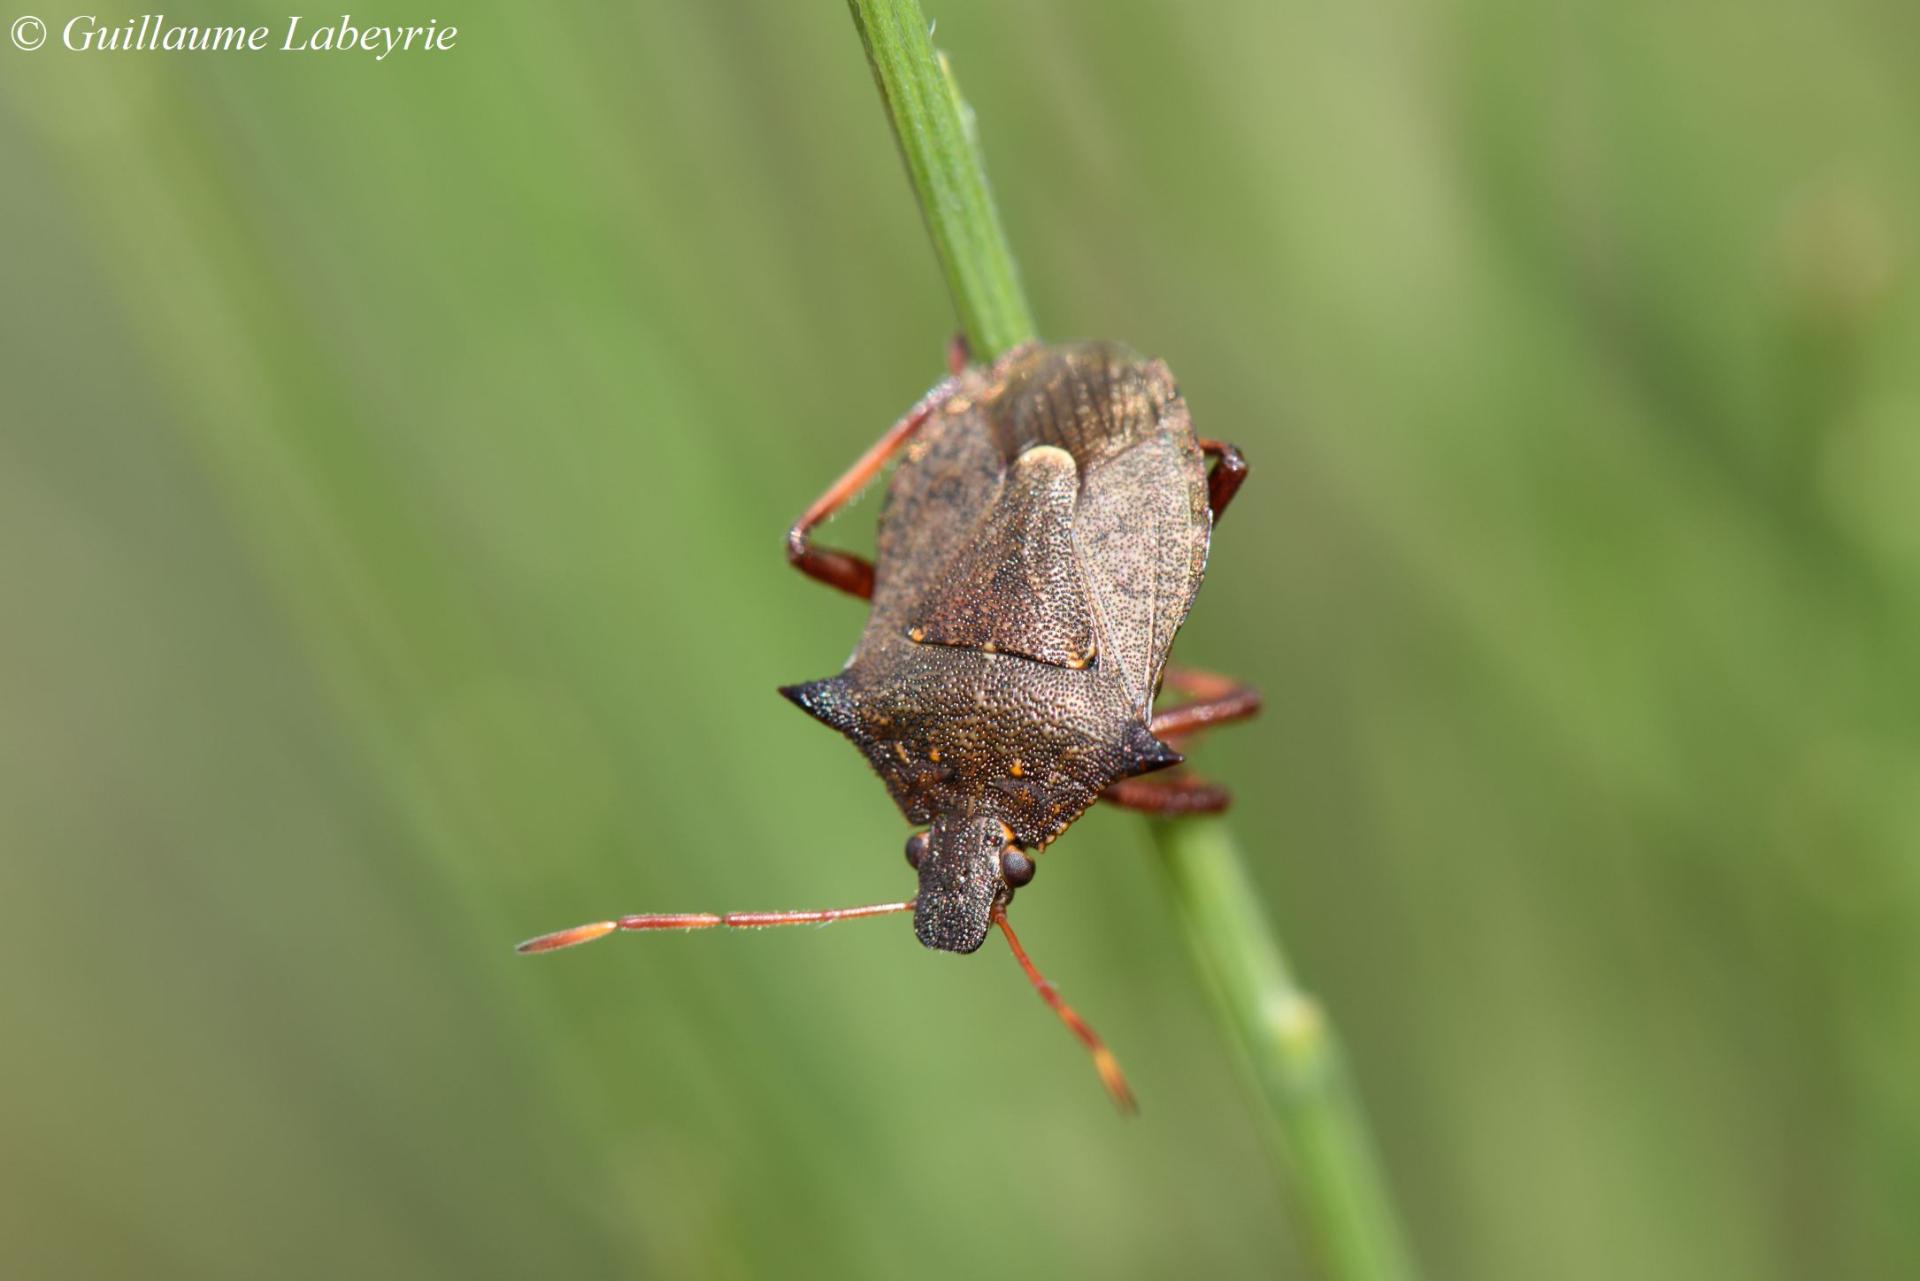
(1198, 438, 1248, 523)
(1104, 667, 1260, 815)
(786, 374, 963, 600)
(1103, 775, 1233, 815)
(946, 332, 972, 376)
(1150, 666, 1262, 740)
(517, 898, 914, 954)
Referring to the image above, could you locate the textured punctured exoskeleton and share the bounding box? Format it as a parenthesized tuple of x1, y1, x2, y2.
(520, 340, 1258, 1109)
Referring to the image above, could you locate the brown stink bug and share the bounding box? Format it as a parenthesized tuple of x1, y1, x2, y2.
(519, 339, 1258, 1109)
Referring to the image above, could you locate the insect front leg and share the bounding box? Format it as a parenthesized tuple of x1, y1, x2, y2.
(1102, 775, 1234, 815)
(785, 370, 963, 600)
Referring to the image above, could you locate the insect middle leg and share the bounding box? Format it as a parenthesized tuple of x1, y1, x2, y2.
(1149, 666, 1261, 740)
(786, 371, 962, 600)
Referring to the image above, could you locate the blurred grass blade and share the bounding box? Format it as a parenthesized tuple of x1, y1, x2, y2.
(1153, 818, 1417, 1280)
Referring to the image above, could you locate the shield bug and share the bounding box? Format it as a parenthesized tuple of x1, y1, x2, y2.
(520, 340, 1258, 1109)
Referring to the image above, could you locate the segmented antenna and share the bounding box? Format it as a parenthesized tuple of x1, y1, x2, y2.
(993, 908, 1137, 1113)
(516, 900, 915, 953)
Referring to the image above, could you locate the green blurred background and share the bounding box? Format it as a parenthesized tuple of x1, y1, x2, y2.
(4, 1, 1916, 1277)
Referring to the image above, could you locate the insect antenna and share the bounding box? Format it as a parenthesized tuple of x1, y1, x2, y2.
(992, 908, 1138, 1114)
(516, 899, 915, 954)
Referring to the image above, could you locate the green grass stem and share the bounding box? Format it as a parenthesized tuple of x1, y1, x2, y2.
(846, 0, 1036, 357)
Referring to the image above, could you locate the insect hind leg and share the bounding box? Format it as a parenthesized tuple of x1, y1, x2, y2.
(1198, 439, 1248, 523)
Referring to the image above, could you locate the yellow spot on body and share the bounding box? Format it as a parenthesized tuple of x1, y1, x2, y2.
(928, 748, 942, 763)
(945, 396, 973, 415)
(1009, 760, 1025, 777)
(982, 642, 998, 654)
(907, 626, 926, 643)
(893, 743, 911, 763)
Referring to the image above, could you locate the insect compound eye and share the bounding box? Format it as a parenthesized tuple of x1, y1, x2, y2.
(1000, 847, 1036, 888)
(904, 831, 930, 870)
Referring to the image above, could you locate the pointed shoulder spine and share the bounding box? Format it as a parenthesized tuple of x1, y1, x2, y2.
(1119, 721, 1183, 776)
(779, 676, 856, 732)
